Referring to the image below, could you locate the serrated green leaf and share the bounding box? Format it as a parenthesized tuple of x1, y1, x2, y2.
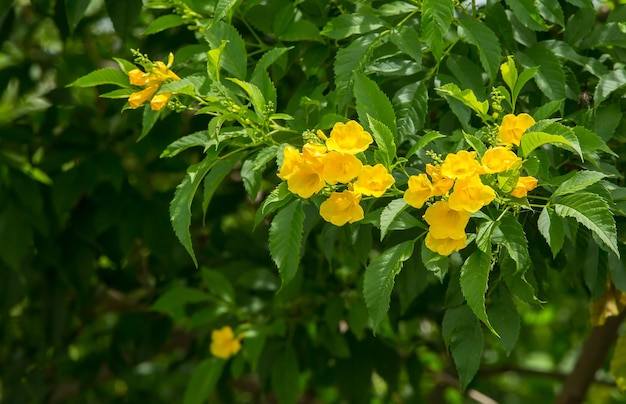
(447, 55, 487, 100)
(183, 358, 225, 404)
(334, 33, 380, 108)
(67, 68, 129, 88)
(554, 192, 619, 257)
(594, 69, 626, 106)
(436, 83, 489, 119)
(380, 199, 408, 240)
(565, 8, 596, 46)
(240, 146, 278, 199)
(207, 40, 228, 82)
(269, 199, 305, 288)
(573, 126, 617, 158)
(406, 131, 445, 158)
(457, 19, 501, 81)
(228, 78, 267, 119)
(537, 0, 564, 27)
(500, 249, 540, 304)
(488, 285, 521, 356)
(519, 131, 573, 159)
(205, 21, 247, 80)
(139, 107, 160, 141)
(271, 346, 300, 404)
(532, 99, 564, 120)
(363, 240, 414, 331)
(389, 25, 422, 65)
(421, 0, 454, 60)
(170, 152, 220, 266)
(159, 77, 203, 97)
(512, 66, 540, 106)
(553, 171, 608, 198)
(476, 219, 496, 253)
(442, 305, 483, 391)
(212, 0, 240, 26)
(421, 242, 449, 282)
(518, 45, 566, 100)
(393, 81, 428, 144)
(367, 115, 396, 170)
(254, 182, 293, 228)
(492, 214, 531, 273)
(100, 88, 134, 99)
(464, 132, 487, 157)
(144, 14, 185, 35)
(538, 207, 565, 258)
(354, 73, 397, 139)
(461, 251, 498, 335)
(505, 0, 550, 31)
(321, 13, 387, 39)
(201, 153, 243, 223)
(541, 40, 607, 78)
(161, 131, 210, 158)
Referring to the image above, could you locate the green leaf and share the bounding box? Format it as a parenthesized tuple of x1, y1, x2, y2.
(363, 240, 415, 331)
(406, 131, 445, 159)
(212, 0, 240, 25)
(367, 115, 396, 170)
(144, 14, 185, 35)
(537, 0, 564, 27)
(573, 126, 617, 158)
(280, 20, 321, 42)
(205, 21, 247, 80)
(476, 219, 496, 254)
(532, 99, 564, 121)
(501, 249, 540, 304)
(161, 131, 210, 158)
(541, 40, 608, 78)
(421, 242, 449, 282)
(519, 132, 575, 159)
(565, 8, 596, 45)
(380, 198, 408, 241)
(553, 171, 608, 198)
(202, 153, 243, 222)
(460, 250, 498, 335)
(321, 13, 387, 39)
(436, 83, 489, 118)
(139, 107, 160, 141)
(67, 68, 129, 88)
(457, 19, 501, 82)
(159, 76, 204, 96)
(65, 0, 91, 33)
(492, 214, 531, 273)
(504, 0, 550, 31)
(183, 358, 225, 404)
(421, 0, 454, 60)
(170, 151, 220, 266)
(389, 25, 422, 65)
(100, 88, 134, 99)
(565, 0, 593, 7)
(105, 0, 142, 41)
(393, 81, 428, 144)
(464, 132, 487, 157)
(152, 286, 211, 320)
(554, 192, 619, 257)
(243, 332, 266, 371)
(334, 33, 380, 107)
(269, 199, 305, 288)
(271, 346, 300, 404)
(354, 73, 397, 139)
(518, 45, 566, 100)
(202, 268, 235, 304)
(254, 182, 293, 228)
(500, 56, 518, 93)
(512, 66, 540, 106)
(442, 305, 484, 391)
(207, 40, 228, 82)
(228, 78, 267, 119)
(594, 69, 626, 106)
(240, 146, 278, 199)
(488, 284, 521, 356)
(538, 207, 565, 258)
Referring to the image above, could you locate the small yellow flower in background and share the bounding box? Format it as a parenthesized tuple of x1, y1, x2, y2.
(510, 176, 538, 198)
(426, 164, 454, 196)
(320, 190, 364, 226)
(440, 150, 481, 179)
(423, 201, 470, 240)
(325, 120, 373, 155)
(448, 175, 496, 213)
(150, 93, 173, 111)
(352, 164, 395, 197)
(404, 174, 433, 209)
(128, 85, 159, 109)
(498, 113, 535, 146)
(425, 232, 467, 256)
(322, 151, 363, 184)
(210, 326, 242, 360)
(481, 147, 522, 174)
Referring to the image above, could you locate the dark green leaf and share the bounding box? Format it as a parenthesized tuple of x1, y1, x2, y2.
(201, 154, 242, 222)
(144, 14, 185, 35)
(537, 0, 564, 27)
(532, 99, 564, 120)
(161, 131, 210, 158)
(269, 199, 305, 288)
(254, 182, 293, 228)
(212, 0, 239, 25)
(421, 242, 449, 282)
(152, 286, 211, 320)
(406, 131, 445, 159)
(389, 25, 422, 65)
(421, 0, 454, 60)
(367, 115, 396, 170)
(442, 305, 483, 391)
(67, 68, 129, 88)
(553, 171, 608, 198)
(228, 78, 267, 119)
(488, 284, 521, 356)
(504, 0, 550, 31)
(139, 107, 160, 141)
(594, 69, 626, 106)
(334, 33, 380, 107)
(457, 19, 501, 81)
(537, 207, 565, 258)
(65, 0, 91, 33)
(240, 146, 278, 199)
(518, 44, 566, 100)
(393, 81, 428, 144)
(476, 219, 496, 254)
(202, 268, 236, 304)
(492, 214, 531, 273)
(205, 21, 247, 79)
(380, 198, 408, 241)
(321, 13, 387, 39)
(460, 251, 497, 335)
(105, 0, 142, 40)
(271, 346, 300, 404)
(183, 358, 225, 404)
(354, 73, 397, 138)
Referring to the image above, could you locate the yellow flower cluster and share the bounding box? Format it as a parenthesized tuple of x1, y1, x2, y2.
(403, 113, 538, 256)
(127, 53, 180, 111)
(278, 121, 395, 226)
(210, 326, 242, 359)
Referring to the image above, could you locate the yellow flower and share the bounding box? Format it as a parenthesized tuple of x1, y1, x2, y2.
(352, 164, 395, 197)
(320, 190, 364, 226)
(128, 85, 159, 109)
(404, 174, 433, 209)
(278, 145, 303, 180)
(426, 164, 454, 196)
(510, 176, 538, 198)
(277, 145, 325, 198)
(481, 147, 522, 174)
(150, 92, 173, 111)
(322, 151, 363, 184)
(423, 201, 470, 240)
(210, 326, 242, 360)
(128, 68, 148, 86)
(325, 120, 373, 155)
(440, 150, 481, 179)
(425, 232, 467, 256)
(498, 113, 535, 146)
(448, 175, 496, 213)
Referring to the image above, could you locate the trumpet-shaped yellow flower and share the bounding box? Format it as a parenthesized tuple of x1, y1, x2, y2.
(510, 176, 538, 198)
(128, 85, 159, 109)
(404, 174, 433, 209)
(278, 145, 302, 180)
(448, 175, 496, 213)
(320, 190, 364, 226)
(210, 326, 242, 360)
(425, 232, 467, 256)
(127, 54, 180, 109)
(481, 147, 522, 174)
(128, 69, 149, 86)
(322, 151, 363, 184)
(150, 92, 173, 111)
(498, 113, 535, 146)
(278, 145, 325, 198)
(325, 120, 373, 155)
(426, 164, 454, 196)
(423, 201, 470, 240)
(352, 164, 395, 197)
(440, 150, 481, 179)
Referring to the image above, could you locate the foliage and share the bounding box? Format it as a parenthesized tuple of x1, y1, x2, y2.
(4, 0, 626, 403)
